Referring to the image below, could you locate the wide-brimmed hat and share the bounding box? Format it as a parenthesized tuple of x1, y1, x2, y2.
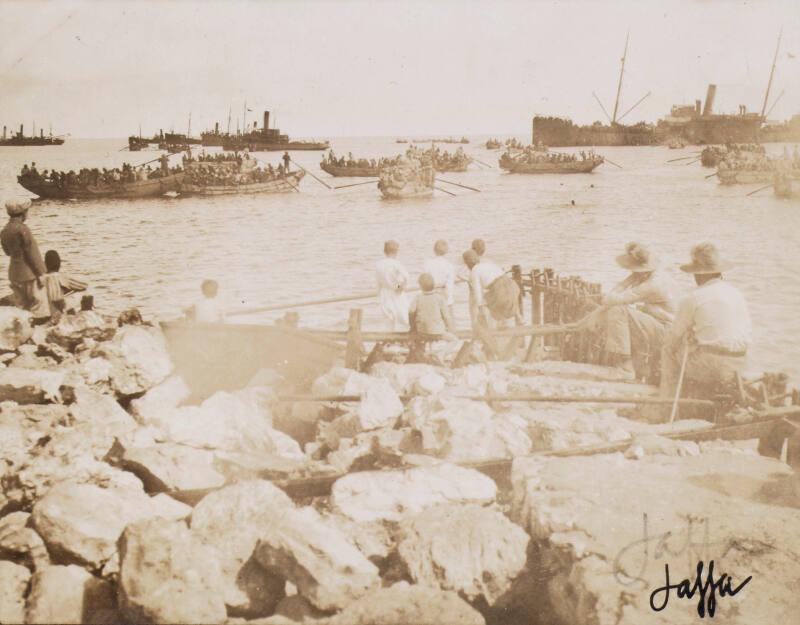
(615, 242, 658, 272)
(5, 198, 32, 216)
(680, 242, 733, 274)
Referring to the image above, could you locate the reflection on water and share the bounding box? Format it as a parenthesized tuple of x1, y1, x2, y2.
(1, 138, 798, 379)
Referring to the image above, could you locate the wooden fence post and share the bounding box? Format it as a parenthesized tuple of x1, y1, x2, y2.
(345, 308, 363, 370)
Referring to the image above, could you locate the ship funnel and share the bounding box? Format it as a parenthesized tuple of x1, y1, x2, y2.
(263, 111, 270, 130)
(2, 126, 5, 140)
(702, 84, 716, 116)
(215, 122, 219, 134)
(40, 129, 44, 139)
(695, 100, 702, 115)
(19, 124, 23, 136)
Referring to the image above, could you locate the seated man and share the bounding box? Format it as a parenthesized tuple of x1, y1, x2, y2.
(582, 242, 676, 381)
(654, 242, 751, 420)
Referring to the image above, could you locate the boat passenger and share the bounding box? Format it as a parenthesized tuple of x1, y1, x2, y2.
(423, 239, 456, 312)
(1, 198, 47, 315)
(283, 152, 290, 172)
(375, 240, 410, 331)
(650, 243, 751, 420)
(580, 242, 676, 381)
(187, 279, 226, 323)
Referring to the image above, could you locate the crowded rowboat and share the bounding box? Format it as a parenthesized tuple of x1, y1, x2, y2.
(499, 145, 604, 174)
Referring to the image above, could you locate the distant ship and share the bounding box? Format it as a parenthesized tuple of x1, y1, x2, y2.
(220, 111, 329, 152)
(0, 124, 65, 147)
(532, 34, 657, 147)
(128, 130, 200, 152)
(533, 32, 784, 147)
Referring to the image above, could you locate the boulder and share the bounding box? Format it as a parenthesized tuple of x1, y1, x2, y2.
(118, 518, 227, 625)
(0, 511, 49, 569)
(138, 391, 304, 459)
(624, 434, 701, 459)
(321, 513, 394, 563)
(368, 361, 445, 395)
(95, 324, 172, 397)
(46, 311, 116, 351)
(328, 582, 485, 625)
(312, 367, 402, 431)
(510, 451, 800, 625)
(0, 368, 65, 404)
(0, 307, 33, 351)
(254, 507, 380, 611)
(397, 504, 529, 605)
(31, 482, 191, 569)
(119, 442, 227, 493)
(68, 387, 136, 427)
(190, 480, 293, 617)
(331, 462, 497, 523)
(0, 561, 29, 624)
(129, 374, 190, 424)
(25, 564, 117, 625)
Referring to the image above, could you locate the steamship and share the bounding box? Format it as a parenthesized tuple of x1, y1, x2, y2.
(220, 111, 329, 152)
(0, 124, 65, 147)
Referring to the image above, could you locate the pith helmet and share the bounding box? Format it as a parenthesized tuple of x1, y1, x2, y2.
(5, 198, 32, 216)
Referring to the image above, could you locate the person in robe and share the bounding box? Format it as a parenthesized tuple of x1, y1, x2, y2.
(375, 240, 410, 331)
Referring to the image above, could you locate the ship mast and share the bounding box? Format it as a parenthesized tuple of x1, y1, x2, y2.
(187, 113, 192, 138)
(243, 101, 247, 132)
(227, 107, 232, 134)
(611, 32, 629, 124)
(760, 30, 782, 121)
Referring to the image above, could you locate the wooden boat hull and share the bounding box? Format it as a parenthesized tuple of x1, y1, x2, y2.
(717, 170, 773, 185)
(435, 161, 471, 173)
(379, 185, 434, 199)
(320, 163, 379, 177)
(161, 320, 344, 400)
(179, 171, 304, 195)
(16, 173, 184, 200)
(500, 159, 603, 174)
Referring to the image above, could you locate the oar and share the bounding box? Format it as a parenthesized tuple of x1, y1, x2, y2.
(434, 186, 456, 196)
(284, 173, 301, 193)
(289, 158, 331, 189)
(705, 171, 718, 179)
(667, 155, 697, 163)
(472, 157, 495, 169)
(746, 184, 773, 197)
(437, 178, 480, 192)
(683, 158, 701, 166)
(603, 158, 623, 169)
(334, 179, 379, 190)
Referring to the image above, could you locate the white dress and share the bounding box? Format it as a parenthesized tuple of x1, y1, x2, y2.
(375, 257, 410, 331)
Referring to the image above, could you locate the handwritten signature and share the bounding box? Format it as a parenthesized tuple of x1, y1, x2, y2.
(649, 560, 752, 618)
(613, 513, 717, 587)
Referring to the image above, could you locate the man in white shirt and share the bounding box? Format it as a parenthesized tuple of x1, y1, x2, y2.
(463, 249, 503, 329)
(423, 239, 455, 313)
(375, 240, 410, 331)
(656, 242, 751, 418)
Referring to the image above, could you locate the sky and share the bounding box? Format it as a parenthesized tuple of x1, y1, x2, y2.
(1, 0, 798, 138)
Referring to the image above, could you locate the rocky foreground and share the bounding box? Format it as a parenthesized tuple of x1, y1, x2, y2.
(0, 306, 798, 624)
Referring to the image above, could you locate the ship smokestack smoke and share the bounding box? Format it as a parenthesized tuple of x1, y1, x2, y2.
(703, 84, 716, 116)
(264, 111, 270, 130)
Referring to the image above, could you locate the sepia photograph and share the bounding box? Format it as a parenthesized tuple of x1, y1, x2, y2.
(0, 0, 799, 623)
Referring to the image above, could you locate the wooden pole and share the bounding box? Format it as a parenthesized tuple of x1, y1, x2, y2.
(705, 171, 719, 179)
(345, 309, 363, 370)
(433, 186, 456, 197)
(669, 344, 690, 424)
(603, 157, 623, 169)
(611, 32, 629, 124)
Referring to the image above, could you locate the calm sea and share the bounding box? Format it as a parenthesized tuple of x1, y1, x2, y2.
(0, 137, 797, 380)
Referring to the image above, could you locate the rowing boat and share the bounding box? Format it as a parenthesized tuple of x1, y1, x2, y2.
(178, 170, 304, 195)
(320, 162, 379, 178)
(378, 162, 435, 199)
(499, 156, 604, 174)
(161, 320, 344, 400)
(16, 173, 185, 200)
